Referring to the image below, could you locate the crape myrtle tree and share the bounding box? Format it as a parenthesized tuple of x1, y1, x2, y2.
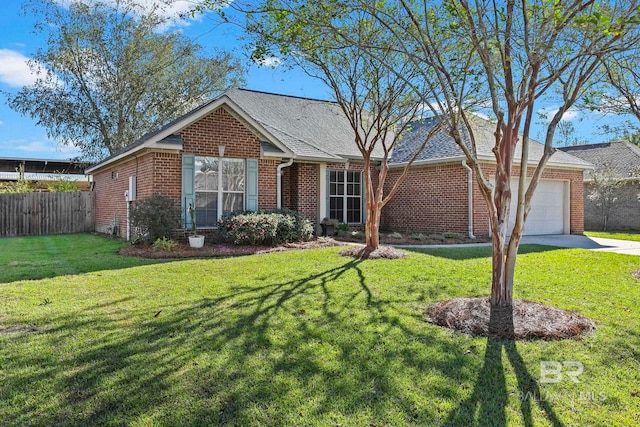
(7, 0, 245, 161)
(243, 1, 445, 253)
(359, 0, 640, 325)
(235, 0, 640, 330)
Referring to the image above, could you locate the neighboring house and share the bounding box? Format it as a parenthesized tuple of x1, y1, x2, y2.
(560, 141, 640, 231)
(86, 89, 590, 239)
(0, 157, 91, 191)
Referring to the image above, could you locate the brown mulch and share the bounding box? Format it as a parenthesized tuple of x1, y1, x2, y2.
(118, 238, 346, 259)
(427, 297, 596, 340)
(335, 235, 491, 246)
(339, 246, 407, 259)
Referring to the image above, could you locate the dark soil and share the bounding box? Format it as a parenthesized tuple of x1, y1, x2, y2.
(339, 246, 407, 259)
(427, 297, 596, 340)
(118, 238, 345, 259)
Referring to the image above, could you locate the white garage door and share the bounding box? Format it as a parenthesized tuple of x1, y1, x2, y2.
(507, 179, 568, 235)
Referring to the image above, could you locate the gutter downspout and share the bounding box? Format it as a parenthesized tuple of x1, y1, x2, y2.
(461, 160, 476, 239)
(276, 159, 294, 209)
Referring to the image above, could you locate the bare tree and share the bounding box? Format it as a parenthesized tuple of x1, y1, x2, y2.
(340, 0, 640, 329)
(244, 2, 442, 254)
(587, 163, 626, 231)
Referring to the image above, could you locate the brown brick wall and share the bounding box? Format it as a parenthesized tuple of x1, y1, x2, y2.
(283, 162, 319, 222)
(93, 152, 156, 237)
(381, 162, 469, 233)
(584, 181, 640, 231)
(381, 162, 584, 236)
(94, 106, 280, 237)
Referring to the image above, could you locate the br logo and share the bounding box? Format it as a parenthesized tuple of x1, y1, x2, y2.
(539, 361, 584, 384)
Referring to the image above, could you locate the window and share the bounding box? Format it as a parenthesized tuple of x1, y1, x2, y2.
(329, 170, 362, 223)
(195, 157, 245, 227)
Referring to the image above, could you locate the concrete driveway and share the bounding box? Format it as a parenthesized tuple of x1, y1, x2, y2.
(521, 234, 640, 255)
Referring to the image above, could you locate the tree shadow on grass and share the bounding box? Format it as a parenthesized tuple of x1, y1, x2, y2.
(1, 247, 574, 425)
(1, 257, 493, 426)
(443, 307, 564, 427)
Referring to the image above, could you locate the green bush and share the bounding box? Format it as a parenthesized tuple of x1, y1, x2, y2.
(444, 232, 465, 240)
(386, 232, 403, 239)
(129, 194, 181, 243)
(410, 232, 429, 241)
(218, 209, 313, 245)
(151, 237, 177, 252)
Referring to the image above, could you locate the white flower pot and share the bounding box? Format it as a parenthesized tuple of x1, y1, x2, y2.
(189, 235, 205, 248)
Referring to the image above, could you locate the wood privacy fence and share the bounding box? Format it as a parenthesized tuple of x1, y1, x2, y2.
(0, 191, 95, 237)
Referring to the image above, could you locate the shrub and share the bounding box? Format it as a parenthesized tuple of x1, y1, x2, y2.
(410, 232, 428, 241)
(151, 237, 177, 252)
(218, 209, 313, 245)
(351, 231, 365, 239)
(336, 222, 349, 232)
(444, 232, 465, 240)
(129, 194, 181, 243)
(386, 232, 403, 239)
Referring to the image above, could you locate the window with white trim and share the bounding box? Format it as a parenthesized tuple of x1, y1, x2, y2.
(195, 157, 245, 227)
(329, 170, 362, 223)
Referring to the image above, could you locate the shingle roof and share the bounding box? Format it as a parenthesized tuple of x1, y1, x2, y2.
(87, 88, 590, 173)
(226, 89, 385, 160)
(390, 116, 592, 169)
(560, 141, 640, 178)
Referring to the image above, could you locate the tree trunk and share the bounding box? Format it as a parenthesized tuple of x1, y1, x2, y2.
(365, 202, 381, 251)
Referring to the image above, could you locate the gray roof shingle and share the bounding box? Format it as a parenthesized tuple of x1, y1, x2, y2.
(87, 89, 591, 172)
(226, 89, 385, 160)
(390, 116, 592, 169)
(560, 141, 640, 178)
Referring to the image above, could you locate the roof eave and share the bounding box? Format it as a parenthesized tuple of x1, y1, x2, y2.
(475, 154, 593, 170)
(388, 155, 466, 169)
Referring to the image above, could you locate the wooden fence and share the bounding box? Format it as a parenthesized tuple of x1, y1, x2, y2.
(0, 191, 95, 237)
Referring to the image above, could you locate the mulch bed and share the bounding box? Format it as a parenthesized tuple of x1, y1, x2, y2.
(335, 235, 490, 246)
(118, 238, 346, 259)
(427, 297, 596, 340)
(339, 246, 407, 259)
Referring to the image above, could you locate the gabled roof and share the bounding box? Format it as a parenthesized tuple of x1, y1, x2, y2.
(86, 88, 591, 174)
(86, 88, 385, 173)
(390, 116, 592, 169)
(560, 141, 640, 178)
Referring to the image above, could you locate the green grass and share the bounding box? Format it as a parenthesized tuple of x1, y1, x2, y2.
(1, 234, 639, 426)
(585, 231, 640, 242)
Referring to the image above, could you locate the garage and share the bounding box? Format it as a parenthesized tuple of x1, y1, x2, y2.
(507, 179, 569, 235)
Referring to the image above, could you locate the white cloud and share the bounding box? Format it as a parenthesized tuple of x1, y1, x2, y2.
(0, 120, 4, 126)
(55, 0, 208, 31)
(537, 106, 580, 122)
(14, 140, 80, 158)
(0, 50, 39, 87)
(256, 56, 282, 68)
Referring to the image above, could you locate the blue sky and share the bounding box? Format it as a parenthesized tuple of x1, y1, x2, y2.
(0, 0, 631, 161)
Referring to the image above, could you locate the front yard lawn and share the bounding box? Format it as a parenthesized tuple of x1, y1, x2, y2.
(1, 234, 639, 426)
(585, 231, 640, 242)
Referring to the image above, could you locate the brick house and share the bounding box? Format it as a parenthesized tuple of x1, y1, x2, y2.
(560, 141, 640, 231)
(86, 89, 590, 239)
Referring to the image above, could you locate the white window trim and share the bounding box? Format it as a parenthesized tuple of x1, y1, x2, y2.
(329, 169, 363, 224)
(195, 157, 245, 227)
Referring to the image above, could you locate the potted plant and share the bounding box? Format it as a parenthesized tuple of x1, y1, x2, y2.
(188, 204, 205, 248)
(320, 217, 339, 237)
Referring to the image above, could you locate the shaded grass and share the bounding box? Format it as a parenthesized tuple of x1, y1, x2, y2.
(585, 231, 640, 242)
(0, 234, 162, 283)
(1, 235, 639, 426)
